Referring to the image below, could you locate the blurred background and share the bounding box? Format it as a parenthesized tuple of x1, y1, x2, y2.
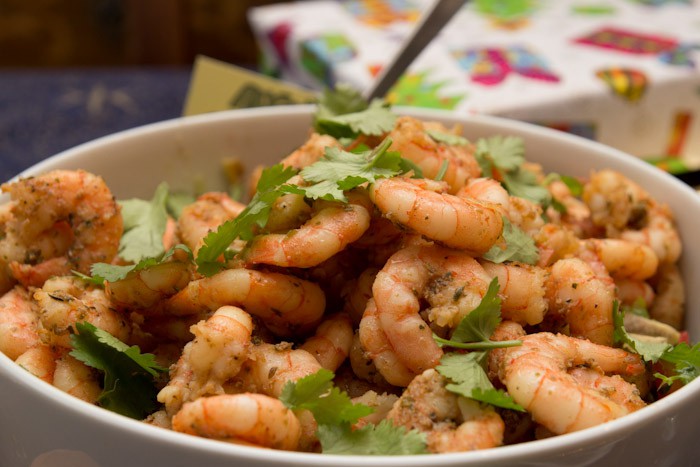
(0, 0, 282, 181)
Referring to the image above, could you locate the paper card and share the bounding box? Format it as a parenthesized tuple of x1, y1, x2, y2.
(182, 55, 317, 116)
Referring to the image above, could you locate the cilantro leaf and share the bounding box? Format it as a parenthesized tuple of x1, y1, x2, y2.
(69, 322, 166, 419)
(436, 352, 524, 411)
(475, 136, 551, 206)
(656, 342, 700, 387)
(482, 217, 539, 265)
(315, 83, 369, 118)
(279, 369, 372, 425)
(195, 164, 298, 276)
(90, 244, 192, 283)
(613, 302, 700, 387)
(297, 138, 404, 201)
(315, 100, 397, 139)
(476, 135, 524, 175)
(613, 301, 671, 363)
(318, 420, 428, 455)
(451, 278, 502, 343)
(118, 182, 170, 263)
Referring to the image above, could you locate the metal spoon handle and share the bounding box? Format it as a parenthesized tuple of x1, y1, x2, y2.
(364, 0, 467, 101)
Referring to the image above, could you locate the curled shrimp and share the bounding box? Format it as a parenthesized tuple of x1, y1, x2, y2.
(233, 342, 322, 398)
(387, 116, 481, 194)
(546, 257, 615, 345)
(158, 306, 254, 415)
(240, 193, 371, 269)
(0, 170, 123, 289)
(0, 286, 41, 360)
(479, 260, 548, 326)
(172, 393, 301, 450)
(165, 268, 326, 337)
(583, 170, 681, 264)
(358, 298, 417, 387)
(578, 238, 658, 281)
(495, 332, 646, 435)
(34, 276, 130, 348)
(458, 177, 543, 235)
(105, 261, 192, 310)
(178, 192, 245, 256)
(370, 177, 503, 255)
(52, 351, 102, 403)
(299, 313, 354, 372)
(387, 368, 504, 453)
(372, 243, 494, 375)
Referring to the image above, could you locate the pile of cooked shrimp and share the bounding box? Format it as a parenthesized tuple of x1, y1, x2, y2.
(0, 113, 689, 454)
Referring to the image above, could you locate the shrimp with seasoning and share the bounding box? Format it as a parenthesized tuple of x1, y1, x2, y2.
(387, 368, 505, 453)
(370, 177, 503, 255)
(495, 332, 646, 435)
(0, 170, 123, 290)
(157, 305, 254, 415)
(172, 393, 302, 450)
(164, 268, 326, 337)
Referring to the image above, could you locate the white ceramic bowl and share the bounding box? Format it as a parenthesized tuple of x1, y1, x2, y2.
(2, 106, 699, 467)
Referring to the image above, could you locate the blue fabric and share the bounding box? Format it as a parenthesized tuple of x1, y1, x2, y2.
(0, 68, 191, 182)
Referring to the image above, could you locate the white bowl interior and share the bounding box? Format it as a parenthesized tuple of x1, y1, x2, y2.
(2, 105, 700, 467)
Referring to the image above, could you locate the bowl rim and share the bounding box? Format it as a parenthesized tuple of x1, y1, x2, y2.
(3, 104, 699, 465)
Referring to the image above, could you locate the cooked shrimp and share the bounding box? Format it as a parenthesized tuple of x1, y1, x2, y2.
(52, 351, 102, 403)
(240, 193, 371, 268)
(358, 299, 417, 387)
(34, 276, 130, 348)
(264, 192, 312, 233)
(165, 268, 326, 337)
(479, 260, 548, 326)
(299, 313, 353, 371)
(458, 178, 543, 234)
(172, 393, 301, 450)
(370, 177, 503, 255)
(578, 238, 658, 281)
(0, 286, 41, 360)
(546, 257, 615, 345)
(281, 133, 342, 170)
(546, 179, 597, 238)
(341, 267, 379, 325)
(105, 261, 192, 310)
(619, 203, 681, 265)
(372, 243, 494, 374)
(15, 344, 57, 383)
(533, 223, 580, 267)
(387, 368, 504, 453)
(582, 169, 651, 231)
(158, 306, 254, 415)
(351, 390, 399, 428)
(387, 116, 481, 194)
(495, 332, 645, 435)
(0, 170, 123, 288)
(582, 170, 681, 264)
(648, 263, 685, 330)
(615, 279, 655, 307)
(177, 192, 245, 255)
(232, 342, 322, 398)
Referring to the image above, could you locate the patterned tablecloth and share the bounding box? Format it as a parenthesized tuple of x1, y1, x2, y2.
(249, 0, 700, 171)
(0, 68, 191, 182)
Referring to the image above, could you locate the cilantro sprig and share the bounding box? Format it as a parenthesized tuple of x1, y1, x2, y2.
(475, 135, 551, 206)
(88, 244, 192, 284)
(70, 322, 167, 419)
(314, 84, 396, 139)
(433, 278, 524, 411)
(613, 302, 700, 388)
(280, 369, 428, 455)
(482, 217, 539, 265)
